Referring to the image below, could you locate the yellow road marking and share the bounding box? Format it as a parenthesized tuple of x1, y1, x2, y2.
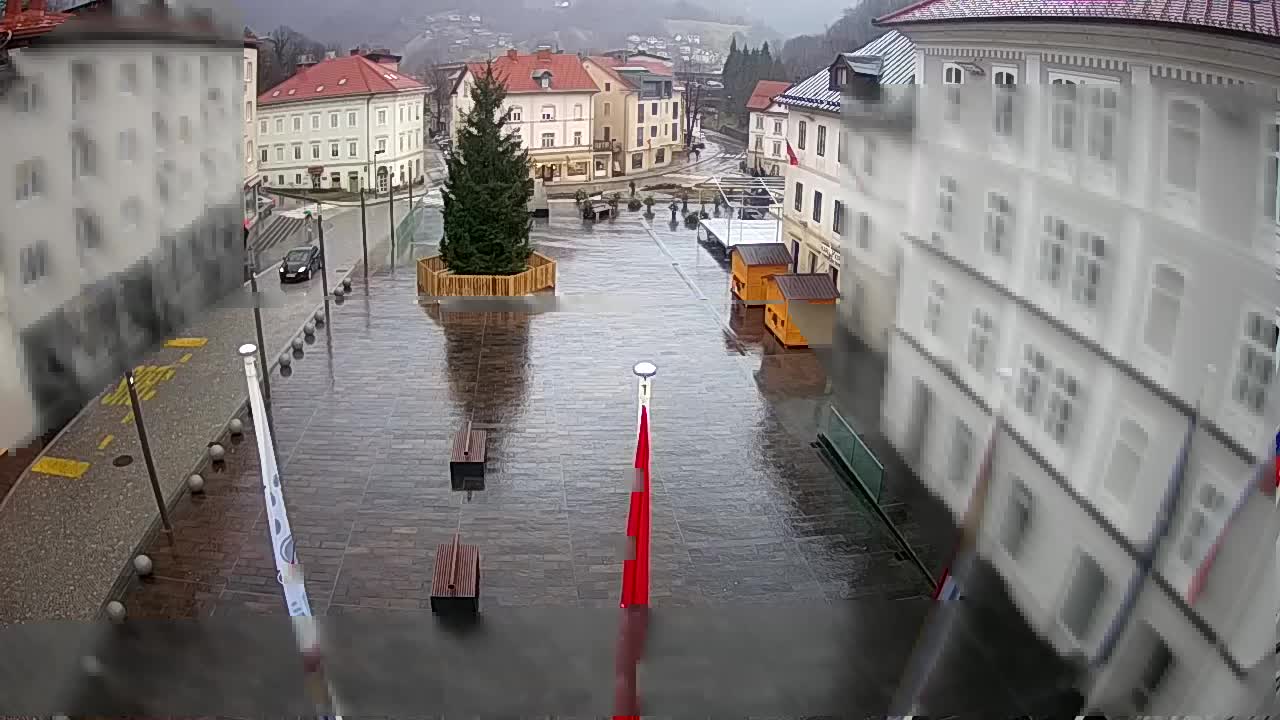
(101, 364, 179, 407)
(121, 411, 134, 425)
(165, 338, 208, 348)
(179, 352, 193, 364)
(31, 456, 90, 479)
(98, 435, 115, 451)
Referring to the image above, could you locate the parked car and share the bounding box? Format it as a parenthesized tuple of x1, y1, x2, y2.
(279, 246, 322, 283)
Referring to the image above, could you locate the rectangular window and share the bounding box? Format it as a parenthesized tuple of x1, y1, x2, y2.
(993, 69, 1016, 136)
(833, 200, 845, 235)
(755, 115, 764, 130)
(1178, 476, 1226, 565)
(1103, 419, 1148, 505)
(293, 116, 301, 131)
(574, 131, 582, 145)
(948, 420, 974, 487)
(541, 105, 554, 121)
(295, 173, 302, 184)
(311, 144, 321, 160)
(377, 109, 387, 125)
(377, 138, 386, 152)
(794, 182, 803, 212)
(755, 136, 763, 151)
(275, 118, 283, 133)
(1143, 265, 1184, 357)
(1087, 87, 1118, 164)
(925, 281, 945, 335)
(1060, 551, 1106, 640)
(638, 103, 645, 122)
(330, 113, 339, 129)
(19, 241, 49, 285)
(1166, 100, 1200, 192)
(1071, 231, 1106, 309)
(1016, 345, 1048, 417)
(773, 141, 781, 157)
(636, 127, 644, 147)
(245, 101, 253, 122)
(651, 125, 658, 138)
(651, 102, 658, 115)
(260, 148, 268, 164)
(121, 62, 138, 95)
(816, 124, 827, 157)
(812, 190, 822, 224)
(856, 213, 870, 250)
(673, 101, 679, 118)
(1265, 122, 1279, 223)
(349, 141, 358, 157)
(944, 63, 964, 121)
(330, 143, 339, 158)
(574, 104, 583, 119)
(672, 123, 678, 140)
(1002, 478, 1032, 558)
(15, 160, 41, 201)
(968, 308, 994, 373)
(541, 133, 554, 148)
(259, 119, 268, 135)
(631, 152, 643, 169)
(1231, 311, 1278, 416)
(293, 145, 302, 160)
(774, 120, 782, 135)
(937, 176, 956, 232)
(1051, 80, 1077, 151)
(1040, 216, 1068, 287)
(604, 102, 610, 117)
(837, 131, 848, 164)
(1045, 367, 1080, 445)
(984, 192, 1013, 256)
(797, 120, 807, 150)
(656, 148, 665, 163)
(275, 146, 284, 161)
(348, 111, 358, 126)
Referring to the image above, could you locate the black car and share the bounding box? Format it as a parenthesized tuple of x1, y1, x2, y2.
(279, 246, 322, 283)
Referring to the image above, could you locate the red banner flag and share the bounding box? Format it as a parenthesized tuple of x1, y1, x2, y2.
(622, 406, 651, 608)
(785, 140, 799, 166)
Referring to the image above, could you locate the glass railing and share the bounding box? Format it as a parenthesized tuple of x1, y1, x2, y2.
(819, 404, 885, 504)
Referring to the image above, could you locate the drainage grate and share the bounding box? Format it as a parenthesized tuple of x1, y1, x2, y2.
(112, 455, 134, 467)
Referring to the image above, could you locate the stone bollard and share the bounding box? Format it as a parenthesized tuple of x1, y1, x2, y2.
(303, 321, 316, 336)
(314, 309, 325, 325)
(334, 286, 345, 299)
(133, 554, 153, 577)
(291, 337, 304, 351)
(187, 473, 205, 493)
(208, 444, 225, 462)
(279, 352, 293, 368)
(105, 601, 126, 624)
(341, 278, 352, 292)
(228, 418, 244, 436)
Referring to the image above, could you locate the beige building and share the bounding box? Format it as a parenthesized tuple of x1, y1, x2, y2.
(242, 30, 260, 221)
(581, 53, 684, 176)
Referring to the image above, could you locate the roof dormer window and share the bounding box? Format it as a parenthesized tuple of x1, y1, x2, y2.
(287, 89, 296, 95)
(338, 78, 347, 85)
(315, 85, 324, 92)
(532, 70, 553, 89)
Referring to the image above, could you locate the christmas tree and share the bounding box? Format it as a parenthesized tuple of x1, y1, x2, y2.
(440, 62, 533, 275)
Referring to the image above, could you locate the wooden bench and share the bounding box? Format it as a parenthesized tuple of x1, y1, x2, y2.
(583, 202, 611, 222)
(430, 533, 481, 615)
(450, 421, 487, 491)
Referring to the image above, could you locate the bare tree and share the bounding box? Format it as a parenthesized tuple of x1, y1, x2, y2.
(413, 46, 456, 138)
(677, 56, 711, 149)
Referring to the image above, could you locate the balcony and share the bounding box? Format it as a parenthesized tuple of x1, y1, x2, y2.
(593, 139, 618, 153)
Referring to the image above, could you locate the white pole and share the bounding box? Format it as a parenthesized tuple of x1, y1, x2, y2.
(633, 361, 657, 428)
(238, 344, 343, 720)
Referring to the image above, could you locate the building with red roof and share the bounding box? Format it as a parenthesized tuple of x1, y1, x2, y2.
(580, 53, 686, 177)
(256, 49, 427, 194)
(745, 79, 793, 175)
(452, 47, 611, 182)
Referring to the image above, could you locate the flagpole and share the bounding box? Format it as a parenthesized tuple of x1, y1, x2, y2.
(238, 344, 344, 720)
(616, 361, 656, 720)
(888, 366, 1013, 717)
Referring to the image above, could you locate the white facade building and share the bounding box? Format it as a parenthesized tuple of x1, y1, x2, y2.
(257, 50, 427, 193)
(867, 1, 1280, 714)
(0, 0, 245, 449)
(745, 80, 790, 176)
(241, 31, 259, 218)
(452, 48, 605, 183)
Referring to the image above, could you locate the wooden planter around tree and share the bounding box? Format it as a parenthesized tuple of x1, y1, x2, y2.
(417, 251, 557, 296)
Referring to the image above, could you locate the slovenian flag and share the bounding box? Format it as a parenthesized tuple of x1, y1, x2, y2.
(786, 140, 799, 166)
(1186, 428, 1280, 605)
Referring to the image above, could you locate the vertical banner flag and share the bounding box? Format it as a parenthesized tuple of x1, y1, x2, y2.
(1187, 424, 1280, 605)
(617, 363, 655, 720)
(240, 345, 342, 720)
(785, 140, 799, 166)
(1095, 408, 1199, 666)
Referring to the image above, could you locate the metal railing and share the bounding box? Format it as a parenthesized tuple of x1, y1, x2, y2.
(819, 404, 885, 503)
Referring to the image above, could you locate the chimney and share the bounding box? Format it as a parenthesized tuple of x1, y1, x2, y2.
(535, 45, 552, 61)
(324, 50, 337, 60)
(506, 48, 518, 60)
(297, 54, 317, 70)
(350, 47, 361, 56)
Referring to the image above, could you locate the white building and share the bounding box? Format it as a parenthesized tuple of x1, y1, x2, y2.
(241, 30, 259, 220)
(257, 49, 427, 194)
(452, 47, 606, 183)
(0, 0, 244, 449)
(775, 32, 917, 352)
(745, 79, 791, 176)
(867, 0, 1280, 714)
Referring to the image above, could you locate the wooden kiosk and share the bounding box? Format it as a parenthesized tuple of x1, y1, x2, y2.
(764, 273, 839, 348)
(730, 243, 792, 305)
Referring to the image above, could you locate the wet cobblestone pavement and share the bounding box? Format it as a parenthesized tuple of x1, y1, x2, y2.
(123, 206, 939, 615)
(104, 205, 1074, 715)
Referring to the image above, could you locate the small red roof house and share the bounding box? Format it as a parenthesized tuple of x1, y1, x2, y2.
(745, 80, 793, 112)
(259, 50, 424, 107)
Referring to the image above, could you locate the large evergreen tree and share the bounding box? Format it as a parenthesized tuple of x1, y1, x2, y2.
(440, 63, 533, 276)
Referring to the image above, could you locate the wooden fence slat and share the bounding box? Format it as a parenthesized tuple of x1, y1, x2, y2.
(416, 252, 557, 297)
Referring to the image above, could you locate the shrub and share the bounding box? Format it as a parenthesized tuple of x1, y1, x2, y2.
(684, 211, 702, 228)
(627, 198, 643, 211)
(642, 194, 655, 208)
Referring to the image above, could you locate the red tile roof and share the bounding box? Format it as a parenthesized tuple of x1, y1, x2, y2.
(877, 0, 1280, 40)
(260, 54, 424, 107)
(0, 1, 71, 43)
(585, 56, 631, 87)
(467, 51, 599, 94)
(746, 80, 793, 111)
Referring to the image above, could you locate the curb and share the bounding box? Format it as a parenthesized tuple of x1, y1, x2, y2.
(99, 262, 368, 620)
